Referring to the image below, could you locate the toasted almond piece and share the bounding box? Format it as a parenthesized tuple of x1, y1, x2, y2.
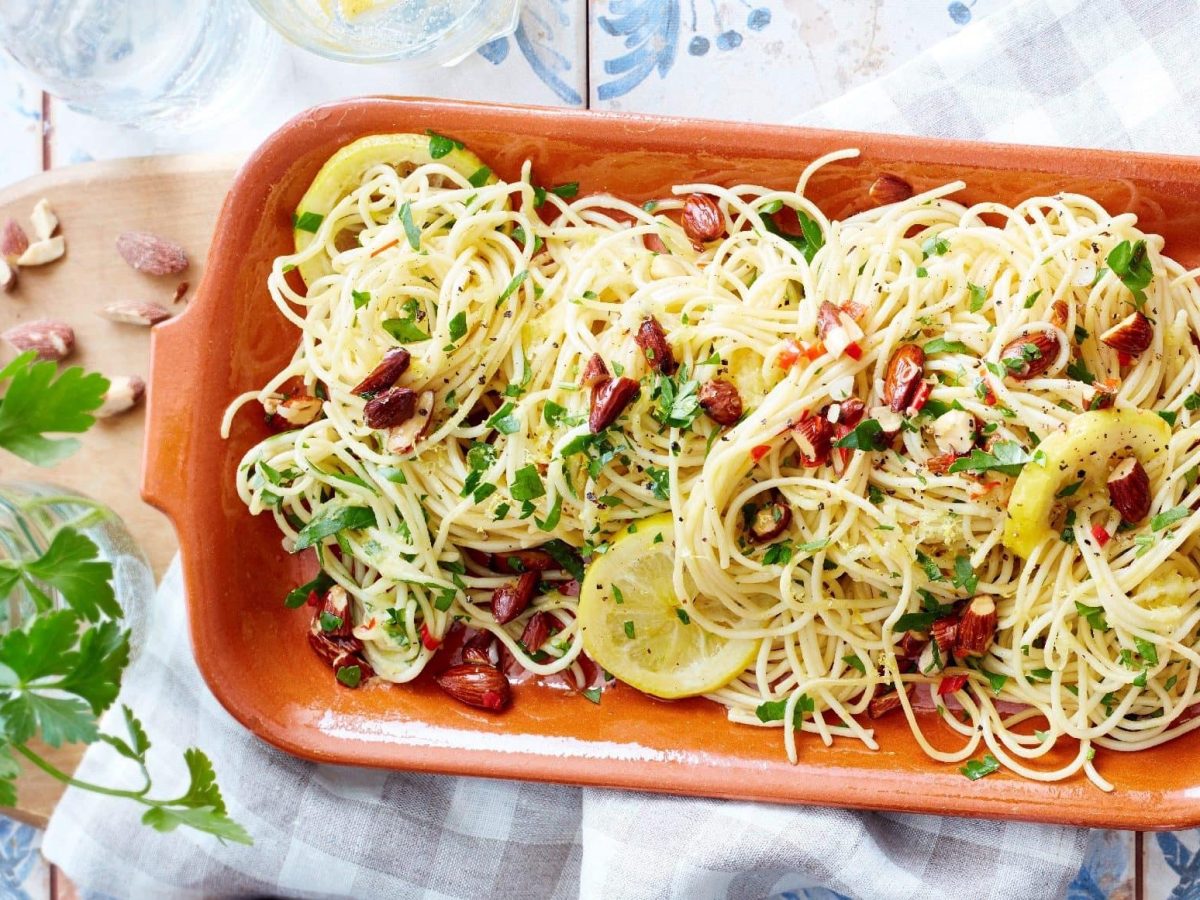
(1100, 311, 1154, 355)
(1, 219, 29, 263)
(95, 375, 146, 418)
(882, 344, 925, 411)
(171, 281, 190, 304)
(116, 230, 188, 275)
(955, 595, 998, 657)
(436, 663, 511, 711)
(275, 395, 322, 426)
(315, 585, 353, 638)
(1107, 456, 1151, 522)
(869, 405, 904, 436)
(580, 352, 609, 389)
(697, 378, 742, 426)
(0, 258, 15, 293)
(351, 347, 411, 397)
(16, 236, 64, 267)
(747, 496, 792, 544)
(918, 641, 945, 674)
(867, 686, 913, 719)
(1050, 299, 1070, 329)
(461, 631, 497, 666)
(682, 193, 724, 244)
(30, 198, 58, 241)
(363, 385, 418, 429)
(932, 409, 976, 455)
(931, 616, 958, 658)
(998, 331, 1060, 380)
(99, 301, 172, 326)
(385, 389, 433, 454)
(817, 301, 865, 357)
(589, 376, 640, 432)
(868, 173, 914, 206)
(635, 315, 677, 374)
(519, 611, 552, 652)
(791, 412, 834, 466)
(2, 319, 74, 361)
(491, 571, 540, 625)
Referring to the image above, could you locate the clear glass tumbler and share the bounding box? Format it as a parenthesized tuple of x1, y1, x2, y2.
(0, 0, 278, 129)
(247, 0, 520, 65)
(0, 483, 154, 657)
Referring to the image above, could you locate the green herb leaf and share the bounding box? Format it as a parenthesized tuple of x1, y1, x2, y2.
(1135, 637, 1159, 666)
(924, 338, 971, 355)
(947, 441, 1032, 477)
(536, 494, 563, 532)
(952, 555, 978, 595)
(541, 539, 584, 581)
(968, 283, 987, 312)
(293, 211, 323, 233)
(293, 506, 376, 551)
(510, 464, 545, 502)
(382, 317, 431, 344)
(645, 466, 671, 501)
(284, 571, 335, 609)
(754, 694, 815, 727)
(1075, 601, 1108, 631)
(468, 166, 491, 188)
(0, 354, 110, 466)
(1107, 239, 1153, 307)
(549, 182, 579, 199)
(960, 753, 1001, 780)
(486, 402, 521, 435)
(582, 686, 602, 704)
(675, 608, 690, 625)
(1151, 506, 1189, 532)
(843, 654, 867, 674)
(834, 419, 886, 451)
(497, 270, 528, 306)
(351, 290, 371, 309)
(398, 201, 421, 250)
(0, 527, 117, 622)
(448, 311, 468, 342)
(426, 129, 464, 159)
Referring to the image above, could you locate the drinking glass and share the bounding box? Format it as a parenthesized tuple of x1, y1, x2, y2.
(247, 0, 520, 65)
(0, 483, 154, 657)
(0, 0, 278, 129)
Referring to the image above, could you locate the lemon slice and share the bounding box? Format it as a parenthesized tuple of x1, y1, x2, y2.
(578, 514, 759, 699)
(293, 133, 494, 284)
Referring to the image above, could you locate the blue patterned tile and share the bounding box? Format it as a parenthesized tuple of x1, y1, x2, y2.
(1147, 830, 1200, 899)
(0, 816, 48, 900)
(1068, 830, 1134, 899)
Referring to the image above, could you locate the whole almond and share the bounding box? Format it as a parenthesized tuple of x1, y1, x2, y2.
(635, 315, 677, 374)
(955, 595, 998, 657)
(351, 348, 411, 397)
(868, 174, 914, 206)
(17, 236, 64, 267)
(116, 230, 189, 275)
(998, 331, 1059, 380)
(698, 377, 742, 426)
(682, 193, 724, 244)
(2, 319, 74, 361)
(589, 376, 640, 432)
(1107, 456, 1151, 522)
(99, 301, 172, 326)
(1, 218, 29, 262)
(436, 663, 511, 711)
(30, 198, 58, 241)
(492, 571, 539, 625)
(835, 397, 866, 427)
(95, 375, 146, 418)
(882, 344, 926, 411)
(363, 385, 418, 429)
(490, 547, 568, 574)
(307, 629, 374, 685)
(1100, 311, 1153, 355)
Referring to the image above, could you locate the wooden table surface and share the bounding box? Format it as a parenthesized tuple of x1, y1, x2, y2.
(0, 2, 1188, 898)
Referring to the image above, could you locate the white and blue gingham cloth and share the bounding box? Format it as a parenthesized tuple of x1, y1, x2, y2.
(45, 0, 1199, 895)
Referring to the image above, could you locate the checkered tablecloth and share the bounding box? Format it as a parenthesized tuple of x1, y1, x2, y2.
(44, 0, 1199, 896)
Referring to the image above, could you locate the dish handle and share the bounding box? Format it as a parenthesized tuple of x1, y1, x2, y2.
(140, 305, 202, 524)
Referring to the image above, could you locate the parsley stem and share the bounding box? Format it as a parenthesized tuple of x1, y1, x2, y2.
(15, 743, 150, 800)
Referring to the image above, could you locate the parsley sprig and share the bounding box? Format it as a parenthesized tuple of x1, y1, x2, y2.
(0, 354, 248, 843)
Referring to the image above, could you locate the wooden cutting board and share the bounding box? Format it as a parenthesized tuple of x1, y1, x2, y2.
(0, 155, 239, 827)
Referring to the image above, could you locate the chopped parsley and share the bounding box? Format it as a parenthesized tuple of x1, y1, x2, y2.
(755, 693, 815, 727)
(947, 441, 1033, 477)
(1151, 506, 1189, 532)
(398, 201, 420, 250)
(293, 211, 323, 233)
(960, 754, 1001, 780)
(426, 129, 464, 158)
(967, 282, 987, 312)
(1106, 239, 1153, 308)
(924, 338, 971, 355)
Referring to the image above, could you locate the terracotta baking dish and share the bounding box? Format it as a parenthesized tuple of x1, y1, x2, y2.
(143, 97, 1200, 829)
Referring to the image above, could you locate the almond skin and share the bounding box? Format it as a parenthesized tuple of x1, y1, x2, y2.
(363, 385, 418, 429)
(492, 571, 539, 625)
(116, 230, 189, 275)
(682, 193, 724, 244)
(698, 378, 742, 426)
(882, 344, 926, 411)
(747, 496, 792, 544)
(835, 397, 866, 428)
(2, 319, 74, 361)
(487, 548, 565, 574)
(1, 218, 29, 262)
(315, 585, 353, 638)
(955, 595, 998, 657)
(436, 663, 511, 711)
(635, 316, 677, 374)
(1107, 456, 1151, 522)
(580, 352, 609, 389)
(589, 376, 640, 432)
(307, 627, 375, 685)
(816, 301, 843, 340)
(99, 301, 172, 326)
(351, 348, 411, 397)
(931, 616, 958, 659)
(1100, 311, 1154, 355)
(868, 174, 914, 206)
(385, 390, 433, 454)
(998, 331, 1059, 380)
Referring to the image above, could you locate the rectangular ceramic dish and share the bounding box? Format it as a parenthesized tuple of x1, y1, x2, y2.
(143, 97, 1200, 829)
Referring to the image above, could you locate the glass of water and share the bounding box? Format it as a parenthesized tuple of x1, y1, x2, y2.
(0, 0, 278, 129)
(248, 0, 520, 66)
